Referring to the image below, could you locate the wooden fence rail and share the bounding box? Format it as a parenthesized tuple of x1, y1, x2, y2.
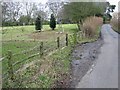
(2, 32, 79, 81)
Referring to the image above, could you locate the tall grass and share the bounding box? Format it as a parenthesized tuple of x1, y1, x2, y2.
(110, 12, 120, 33)
(82, 16, 103, 38)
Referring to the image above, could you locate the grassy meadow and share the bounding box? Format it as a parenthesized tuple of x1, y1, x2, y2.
(2, 24, 79, 88)
(1, 19, 102, 88)
(2, 24, 77, 56)
(2, 24, 78, 41)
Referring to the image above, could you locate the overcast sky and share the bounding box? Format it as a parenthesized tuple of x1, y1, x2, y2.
(3, 0, 119, 12)
(107, 0, 119, 12)
(27, 0, 119, 12)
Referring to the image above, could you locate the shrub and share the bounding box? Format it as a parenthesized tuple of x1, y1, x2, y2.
(110, 12, 120, 33)
(82, 16, 103, 38)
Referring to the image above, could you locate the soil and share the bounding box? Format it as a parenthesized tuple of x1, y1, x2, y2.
(54, 36, 104, 88)
(70, 37, 104, 88)
(28, 31, 66, 41)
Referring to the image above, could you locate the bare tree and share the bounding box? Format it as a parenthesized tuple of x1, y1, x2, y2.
(46, 0, 64, 18)
(46, 0, 65, 32)
(33, 3, 47, 21)
(24, 2, 34, 24)
(2, 2, 22, 26)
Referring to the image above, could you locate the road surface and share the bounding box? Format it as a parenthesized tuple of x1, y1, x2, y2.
(76, 24, 118, 88)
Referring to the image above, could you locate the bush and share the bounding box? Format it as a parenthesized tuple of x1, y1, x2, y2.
(82, 16, 103, 38)
(110, 12, 120, 33)
(43, 20, 49, 25)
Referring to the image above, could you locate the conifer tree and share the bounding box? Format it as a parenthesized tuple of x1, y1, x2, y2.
(50, 14, 56, 30)
(35, 15, 42, 31)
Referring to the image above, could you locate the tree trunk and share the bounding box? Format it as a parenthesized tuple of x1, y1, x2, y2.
(77, 23, 81, 31)
(78, 19, 84, 31)
(77, 20, 82, 31)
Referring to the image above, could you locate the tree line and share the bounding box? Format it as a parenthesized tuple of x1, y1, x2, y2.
(2, 2, 47, 26)
(1, 1, 115, 30)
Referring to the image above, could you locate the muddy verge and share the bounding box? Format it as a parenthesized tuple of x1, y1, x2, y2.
(53, 36, 104, 88)
(69, 37, 104, 88)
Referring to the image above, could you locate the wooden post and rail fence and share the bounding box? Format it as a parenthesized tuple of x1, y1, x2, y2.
(4, 33, 78, 81)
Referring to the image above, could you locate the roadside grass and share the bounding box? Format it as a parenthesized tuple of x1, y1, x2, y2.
(2, 23, 101, 88)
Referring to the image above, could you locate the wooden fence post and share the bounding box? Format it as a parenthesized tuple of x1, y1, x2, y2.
(40, 42, 43, 56)
(73, 32, 77, 44)
(66, 34, 68, 46)
(7, 50, 14, 80)
(57, 37, 60, 48)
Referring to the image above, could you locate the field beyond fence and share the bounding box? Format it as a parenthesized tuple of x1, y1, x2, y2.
(1, 21, 101, 88)
(2, 31, 86, 87)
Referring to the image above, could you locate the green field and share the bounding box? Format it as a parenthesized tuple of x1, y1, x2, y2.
(2, 24, 78, 56)
(2, 24, 78, 41)
(1, 24, 100, 88)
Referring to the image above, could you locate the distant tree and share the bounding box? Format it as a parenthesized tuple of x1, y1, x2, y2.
(2, 2, 47, 26)
(24, 2, 34, 24)
(103, 2, 116, 23)
(46, 0, 64, 31)
(46, 0, 63, 18)
(62, 2, 107, 31)
(108, 5, 116, 13)
(35, 15, 42, 31)
(19, 15, 28, 25)
(106, 3, 116, 20)
(50, 14, 56, 30)
(2, 2, 22, 26)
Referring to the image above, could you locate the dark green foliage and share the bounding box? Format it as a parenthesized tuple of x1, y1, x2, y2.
(95, 13, 103, 17)
(103, 16, 106, 24)
(43, 20, 49, 25)
(62, 2, 107, 31)
(63, 2, 106, 22)
(19, 15, 29, 25)
(35, 15, 42, 31)
(50, 14, 56, 30)
(103, 3, 116, 23)
(108, 5, 116, 12)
